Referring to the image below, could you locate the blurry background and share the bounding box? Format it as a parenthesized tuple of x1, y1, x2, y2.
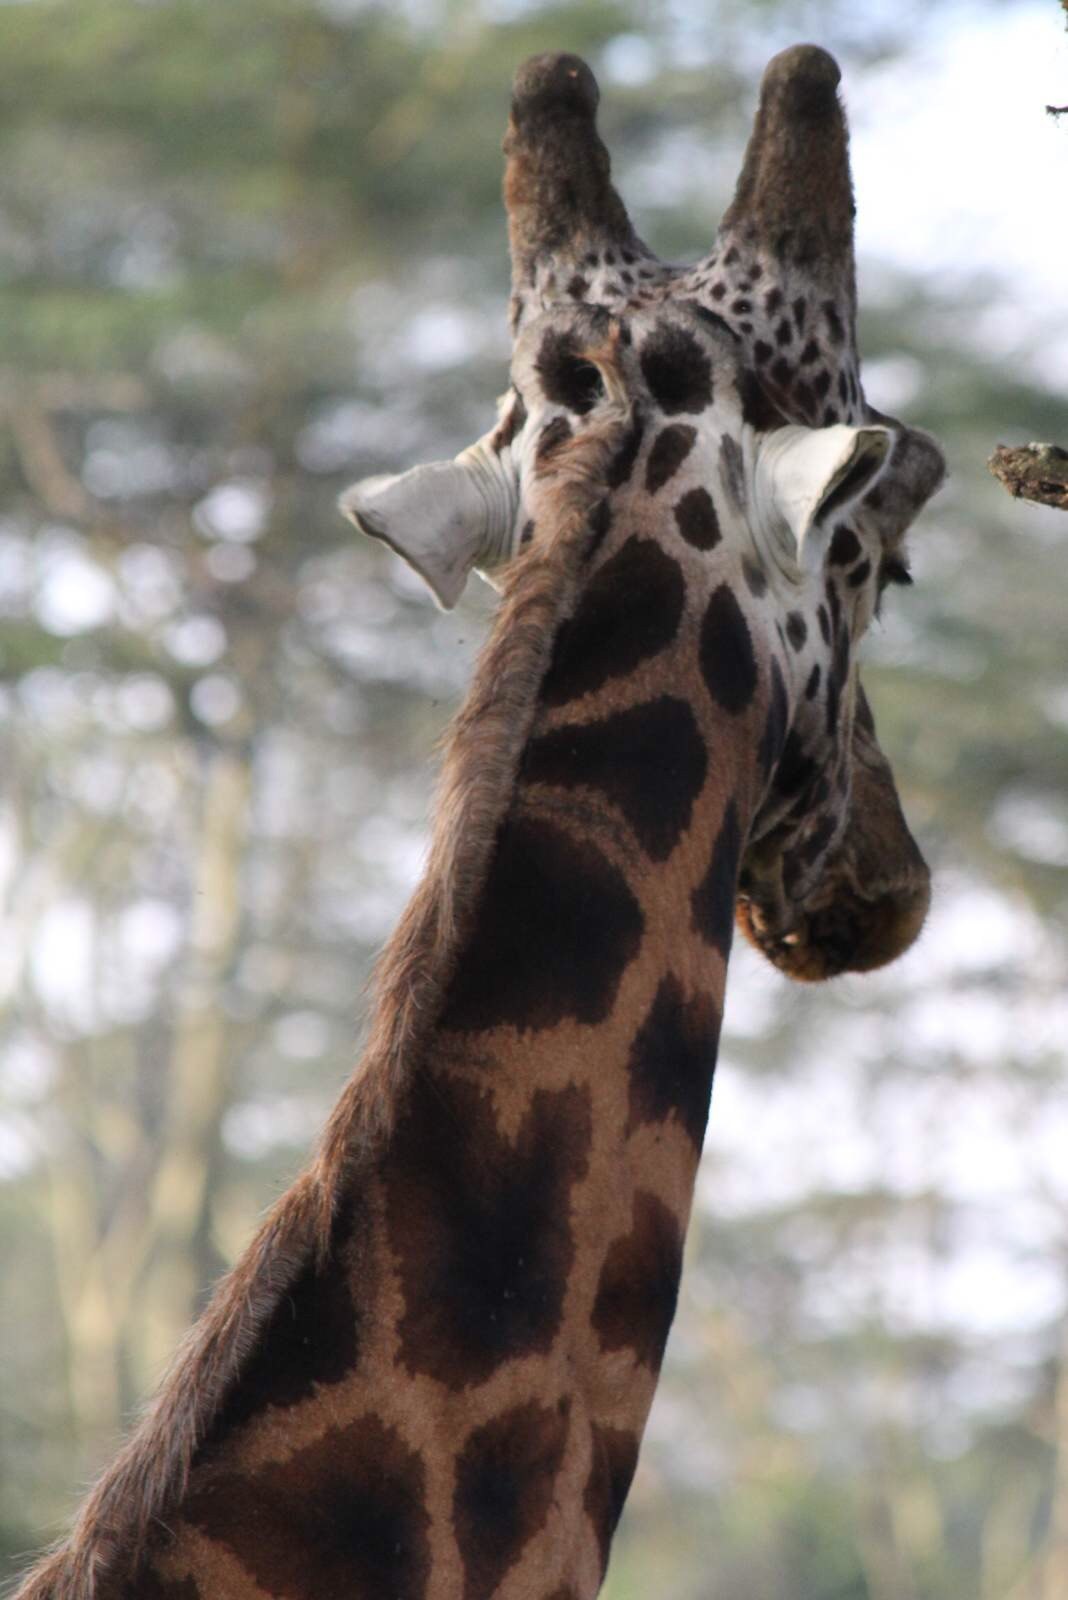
(1, 1, 1067, 1596)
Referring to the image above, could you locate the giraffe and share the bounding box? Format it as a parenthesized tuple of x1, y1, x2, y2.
(13, 45, 944, 1600)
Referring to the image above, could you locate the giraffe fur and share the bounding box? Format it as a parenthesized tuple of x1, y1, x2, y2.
(13, 44, 944, 1600)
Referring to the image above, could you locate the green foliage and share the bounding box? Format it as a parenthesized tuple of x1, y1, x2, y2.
(1, 2, 1067, 1596)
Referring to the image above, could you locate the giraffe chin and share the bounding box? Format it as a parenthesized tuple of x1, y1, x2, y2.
(738, 726, 932, 982)
(736, 873, 930, 982)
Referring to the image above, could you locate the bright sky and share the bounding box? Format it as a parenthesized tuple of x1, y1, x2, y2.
(609, 2, 1068, 377)
(850, 2, 1068, 334)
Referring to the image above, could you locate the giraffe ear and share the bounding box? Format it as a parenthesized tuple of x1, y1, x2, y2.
(339, 437, 519, 610)
(757, 423, 892, 571)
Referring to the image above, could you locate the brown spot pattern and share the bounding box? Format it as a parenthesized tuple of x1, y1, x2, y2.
(584, 1423, 640, 1577)
(591, 1192, 683, 1372)
(626, 974, 721, 1151)
(385, 1074, 591, 1388)
(440, 814, 644, 1033)
(691, 799, 743, 958)
(645, 423, 697, 493)
(521, 696, 707, 862)
(673, 486, 721, 551)
(202, 1189, 362, 1448)
(541, 539, 685, 708)
(453, 1400, 571, 1600)
(640, 322, 713, 414)
(699, 585, 757, 715)
(184, 1415, 431, 1600)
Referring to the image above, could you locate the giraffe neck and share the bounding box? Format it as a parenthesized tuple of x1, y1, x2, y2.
(21, 409, 782, 1600)
(134, 488, 775, 1598)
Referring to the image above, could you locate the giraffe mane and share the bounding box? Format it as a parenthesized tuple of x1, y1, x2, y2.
(11, 401, 628, 1600)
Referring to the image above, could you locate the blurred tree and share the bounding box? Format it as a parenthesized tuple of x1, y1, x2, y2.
(1, 2, 1067, 1597)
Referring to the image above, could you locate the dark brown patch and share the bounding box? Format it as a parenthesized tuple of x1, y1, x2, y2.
(522, 696, 707, 862)
(440, 814, 644, 1033)
(847, 557, 873, 589)
(687, 302, 738, 343)
(824, 299, 846, 344)
(591, 1192, 683, 1371)
(645, 423, 697, 494)
(454, 1401, 570, 1600)
(541, 539, 685, 708)
(584, 1424, 641, 1577)
(137, 1573, 201, 1600)
(184, 1415, 431, 1600)
(739, 370, 788, 432)
(758, 656, 789, 778)
(699, 584, 757, 715)
(673, 486, 721, 551)
(691, 799, 742, 958)
(786, 611, 807, 651)
(607, 411, 646, 489)
(640, 321, 713, 414)
(385, 1073, 591, 1387)
(201, 1190, 362, 1447)
(774, 729, 818, 802)
(535, 329, 604, 415)
(829, 525, 861, 566)
(719, 434, 746, 510)
(770, 355, 793, 389)
(626, 974, 721, 1151)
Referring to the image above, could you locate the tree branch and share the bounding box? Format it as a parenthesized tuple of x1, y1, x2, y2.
(988, 443, 1068, 511)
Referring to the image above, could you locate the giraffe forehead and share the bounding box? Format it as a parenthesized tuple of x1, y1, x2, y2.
(513, 304, 745, 422)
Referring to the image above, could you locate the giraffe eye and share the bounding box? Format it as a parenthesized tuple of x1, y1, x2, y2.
(561, 358, 605, 414)
(536, 329, 606, 415)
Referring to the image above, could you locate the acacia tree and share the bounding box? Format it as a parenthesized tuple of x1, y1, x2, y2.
(3, 3, 1068, 1596)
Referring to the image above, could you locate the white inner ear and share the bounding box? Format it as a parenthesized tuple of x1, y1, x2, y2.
(757, 424, 892, 572)
(338, 433, 520, 610)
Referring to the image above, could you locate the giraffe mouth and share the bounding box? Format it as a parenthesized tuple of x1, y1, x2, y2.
(736, 714, 931, 983)
(736, 870, 930, 982)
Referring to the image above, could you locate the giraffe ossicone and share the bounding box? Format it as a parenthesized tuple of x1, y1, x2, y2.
(15, 43, 944, 1600)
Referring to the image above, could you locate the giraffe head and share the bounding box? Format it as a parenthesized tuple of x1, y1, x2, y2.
(341, 46, 943, 983)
